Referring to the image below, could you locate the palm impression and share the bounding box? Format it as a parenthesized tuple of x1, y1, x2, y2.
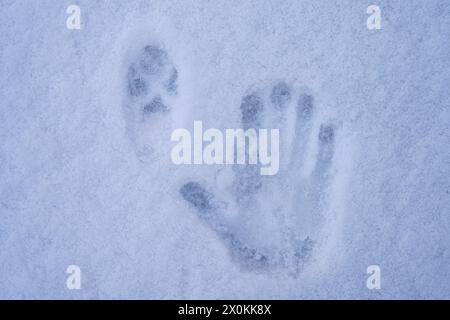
(122, 36, 340, 277)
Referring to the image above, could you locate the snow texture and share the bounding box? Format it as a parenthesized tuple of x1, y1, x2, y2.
(0, 0, 449, 299)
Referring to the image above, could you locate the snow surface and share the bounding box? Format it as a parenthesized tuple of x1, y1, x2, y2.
(0, 0, 449, 299)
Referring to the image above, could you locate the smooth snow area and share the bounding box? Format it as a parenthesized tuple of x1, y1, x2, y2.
(0, 0, 449, 299)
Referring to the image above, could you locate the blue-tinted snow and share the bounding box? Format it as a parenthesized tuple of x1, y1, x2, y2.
(0, 0, 449, 299)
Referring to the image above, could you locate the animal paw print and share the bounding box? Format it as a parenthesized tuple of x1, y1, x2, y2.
(180, 81, 337, 276)
(123, 42, 179, 161)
